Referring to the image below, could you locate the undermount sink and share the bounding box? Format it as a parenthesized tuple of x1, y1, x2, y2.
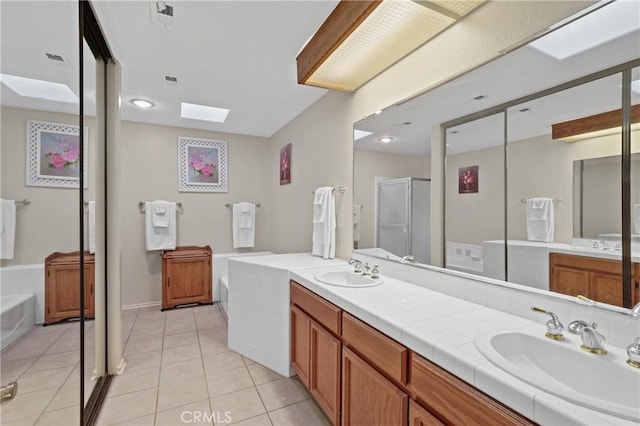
(314, 270, 383, 287)
(475, 330, 640, 421)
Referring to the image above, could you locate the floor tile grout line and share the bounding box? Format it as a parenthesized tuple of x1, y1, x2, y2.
(192, 306, 215, 424)
(151, 308, 167, 425)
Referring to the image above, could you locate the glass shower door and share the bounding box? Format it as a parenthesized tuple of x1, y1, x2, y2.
(376, 178, 410, 258)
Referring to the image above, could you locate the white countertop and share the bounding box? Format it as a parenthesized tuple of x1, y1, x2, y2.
(483, 239, 640, 262)
(229, 253, 344, 269)
(290, 263, 639, 425)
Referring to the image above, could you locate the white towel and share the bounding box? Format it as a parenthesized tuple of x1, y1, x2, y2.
(633, 204, 640, 234)
(312, 187, 335, 259)
(151, 200, 171, 228)
(0, 199, 16, 259)
(88, 201, 96, 254)
(353, 204, 362, 242)
(233, 202, 255, 248)
(145, 201, 176, 251)
(526, 198, 554, 242)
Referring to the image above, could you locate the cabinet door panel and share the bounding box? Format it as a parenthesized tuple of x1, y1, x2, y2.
(409, 400, 444, 426)
(310, 321, 341, 426)
(290, 305, 311, 387)
(591, 272, 623, 306)
(50, 267, 82, 319)
(168, 259, 207, 300)
(550, 265, 589, 297)
(342, 348, 407, 426)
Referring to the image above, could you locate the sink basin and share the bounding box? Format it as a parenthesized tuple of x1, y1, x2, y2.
(314, 270, 383, 287)
(475, 330, 640, 421)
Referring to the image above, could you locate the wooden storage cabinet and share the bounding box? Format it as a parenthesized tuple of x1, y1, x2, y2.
(409, 399, 444, 426)
(550, 253, 624, 306)
(162, 246, 212, 310)
(342, 347, 408, 426)
(290, 281, 342, 426)
(45, 251, 94, 324)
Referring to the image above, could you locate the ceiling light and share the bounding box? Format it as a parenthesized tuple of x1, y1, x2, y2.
(552, 105, 640, 142)
(529, 0, 640, 60)
(296, 0, 485, 91)
(354, 129, 373, 140)
(378, 137, 394, 143)
(375, 110, 383, 115)
(131, 99, 154, 108)
(180, 102, 230, 123)
(0, 74, 78, 103)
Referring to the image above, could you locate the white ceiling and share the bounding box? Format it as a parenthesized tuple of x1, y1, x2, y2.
(354, 0, 640, 156)
(1, 1, 338, 138)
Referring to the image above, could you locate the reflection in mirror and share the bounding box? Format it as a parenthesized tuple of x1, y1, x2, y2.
(446, 113, 505, 279)
(352, 0, 639, 310)
(0, 1, 96, 422)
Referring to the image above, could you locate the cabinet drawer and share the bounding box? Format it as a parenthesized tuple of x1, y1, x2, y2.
(409, 353, 534, 426)
(290, 281, 341, 335)
(342, 312, 408, 385)
(409, 399, 445, 426)
(550, 253, 621, 274)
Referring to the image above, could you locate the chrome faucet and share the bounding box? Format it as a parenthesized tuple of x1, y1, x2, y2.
(579, 322, 607, 355)
(626, 303, 640, 368)
(531, 307, 564, 340)
(400, 255, 415, 264)
(348, 258, 370, 275)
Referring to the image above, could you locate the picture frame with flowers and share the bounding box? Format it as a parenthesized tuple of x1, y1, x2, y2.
(458, 165, 479, 194)
(178, 137, 228, 192)
(26, 120, 88, 189)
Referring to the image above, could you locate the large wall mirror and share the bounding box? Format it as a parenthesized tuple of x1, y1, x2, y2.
(353, 0, 640, 309)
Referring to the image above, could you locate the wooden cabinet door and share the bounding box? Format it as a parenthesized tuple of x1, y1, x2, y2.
(166, 257, 210, 306)
(342, 347, 408, 426)
(550, 265, 589, 297)
(46, 265, 94, 322)
(590, 271, 623, 306)
(290, 305, 311, 387)
(310, 321, 341, 426)
(409, 400, 444, 426)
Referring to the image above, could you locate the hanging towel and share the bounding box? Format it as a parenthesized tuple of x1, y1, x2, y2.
(526, 198, 554, 242)
(88, 201, 96, 254)
(145, 201, 176, 251)
(633, 204, 640, 234)
(151, 200, 171, 228)
(233, 202, 256, 248)
(0, 199, 16, 259)
(312, 187, 336, 259)
(353, 204, 362, 242)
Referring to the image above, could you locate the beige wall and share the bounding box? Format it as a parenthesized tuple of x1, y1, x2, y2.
(119, 121, 271, 306)
(0, 107, 96, 266)
(353, 149, 429, 249)
(445, 132, 640, 246)
(267, 1, 594, 260)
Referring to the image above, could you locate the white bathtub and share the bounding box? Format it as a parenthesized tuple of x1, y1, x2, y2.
(1, 294, 36, 350)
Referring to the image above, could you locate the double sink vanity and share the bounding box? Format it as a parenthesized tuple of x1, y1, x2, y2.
(228, 252, 640, 426)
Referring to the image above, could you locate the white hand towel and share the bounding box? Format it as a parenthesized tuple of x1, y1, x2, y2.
(233, 202, 255, 248)
(312, 187, 335, 259)
(353, 204, 362, 242)
(633, 204, 640, 234)
(0, 199, 16, 259)
(526, 198, 554, 242)
(151, 200, 171, 228)
(88, 201, 96, 254)
(145, 201, 176, 251)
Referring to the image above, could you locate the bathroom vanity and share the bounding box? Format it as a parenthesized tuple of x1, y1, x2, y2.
(161, 245, 212, 310)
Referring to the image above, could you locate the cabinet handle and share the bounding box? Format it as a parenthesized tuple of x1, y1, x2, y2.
(168, 277, 170, 287)
(90, 284, 94, 295)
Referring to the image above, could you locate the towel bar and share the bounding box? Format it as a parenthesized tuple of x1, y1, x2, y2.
(311, 186, 347, 194)
(138, 201, 183, 213)
(15, 199, 30, 205)
(521, 198, 561, 203)
(225, 202, 261, 208)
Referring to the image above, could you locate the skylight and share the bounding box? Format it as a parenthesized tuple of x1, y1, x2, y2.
(529, 0, 640, 60)
(0, 74, 78, 104)
(353, 129, 373, 141)
(180, 102, 230, 123)
(632, 80, 640, 94)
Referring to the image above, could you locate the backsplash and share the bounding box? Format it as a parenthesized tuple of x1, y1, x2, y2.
(352, 253, 640, 349)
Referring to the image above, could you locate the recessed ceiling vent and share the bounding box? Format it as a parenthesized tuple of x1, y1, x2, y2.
(156, 2, 173, 17)
(473, 95, 486, 101)
(45, 53, 64, 62)
(393, 121, 412, 127)
(164, 75, 178, 85)
(151, 1, 174, 27)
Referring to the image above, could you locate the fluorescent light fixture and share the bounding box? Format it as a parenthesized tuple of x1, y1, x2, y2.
(180, 102, 230, 123)
(378, 137, 394, 143)
(131, 98, 154, 108)
(529, 0, 640, 60)
(0, 74, 78, 103)
(354, 129, 373, 140)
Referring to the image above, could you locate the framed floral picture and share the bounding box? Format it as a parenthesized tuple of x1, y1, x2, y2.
(178, 137, 228, 192)
(280, 143, 291, 185)
(458, 165, 479, 193)
(26, 120, 88, 189)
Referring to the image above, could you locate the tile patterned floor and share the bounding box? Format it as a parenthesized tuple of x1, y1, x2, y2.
(2, 303, 329, 425)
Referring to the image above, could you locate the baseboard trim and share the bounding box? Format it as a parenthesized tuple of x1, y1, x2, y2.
(121, 301, 161, 310)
